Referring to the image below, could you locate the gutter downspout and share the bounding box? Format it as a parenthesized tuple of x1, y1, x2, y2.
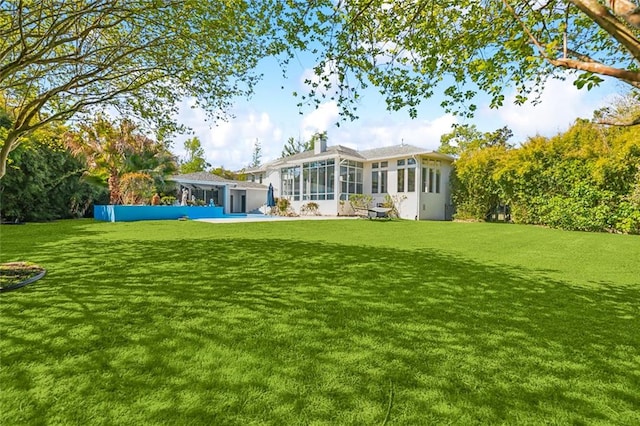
(412, 155, 420, 220)
(336, 156, 341, 215)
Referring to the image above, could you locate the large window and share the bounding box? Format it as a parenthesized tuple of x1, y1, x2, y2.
(281, 166, 301, 200)
(407, 167, 416, 192)
(422, 160, 442, 194)
(407, 158, 416, 192)
(371, 170, 379, 193)
(371, 161, 388, 194)
(397, 158, 417, 193)
(303, 159, 335, 200)
(397, 159, 405, 192)
(340, 159, 363, 200)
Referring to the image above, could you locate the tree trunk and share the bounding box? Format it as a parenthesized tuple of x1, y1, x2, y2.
(108, 173, 121, 205)
(0, 130, 20, 179)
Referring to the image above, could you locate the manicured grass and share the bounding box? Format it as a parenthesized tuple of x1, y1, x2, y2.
(1, 219, 639, 424)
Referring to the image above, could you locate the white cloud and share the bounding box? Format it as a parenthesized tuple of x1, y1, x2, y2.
(173, 99, 286, 170)
(329, 113, 458, 151)
(300, 101, 340, 139)
(172, 101, 455, 171)
(169, 70, 618, 172)
(478, 77, 612, 143)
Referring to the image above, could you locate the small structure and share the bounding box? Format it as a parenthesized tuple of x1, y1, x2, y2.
(169, 172, 268, 215)
(94, 172, 269, 222)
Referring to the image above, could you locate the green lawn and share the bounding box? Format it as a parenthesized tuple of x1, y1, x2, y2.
(1, 219, 639, 425)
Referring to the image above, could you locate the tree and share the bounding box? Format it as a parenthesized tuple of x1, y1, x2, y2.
(280, 0, 640, 122)
(250, 138, 262, 168)
(281, 136, 310, 157)
(0, 112, 108, 222)
(65, 114, 170, 204)
(439, 125, 514, 156)
(494, 120, 640, 232)
(211, 166, 243, 180)
(280, 131, 327, 157)
(438, 125, 485, 156)
(451, 144, 511, 221)
(125, 136, 178, 196)
(119, 172, 155, 205)
(0, 0, 277, 178)
(593, 91, 640, 126)
(179, 137, 210, 174)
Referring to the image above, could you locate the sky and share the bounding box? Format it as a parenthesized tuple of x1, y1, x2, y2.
(171, 56, 623, 171)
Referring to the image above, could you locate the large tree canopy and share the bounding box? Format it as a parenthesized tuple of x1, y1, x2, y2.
(0, 0, 275, 178)
(3, 0, 638, 180)
(279, 0, 640, 121)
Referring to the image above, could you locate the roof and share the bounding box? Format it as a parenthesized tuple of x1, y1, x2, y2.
(232, 144, 454, 175)
(243, 165, 267, 174)
(269, 145, 364, 167)
(358, 144, 454, 162)
(359, 144, 433, 160)
(265, 144, 453, 166)
(170, 172, 268, 190)
(170, 172, 233, 184)
(233, 181, 268, 190)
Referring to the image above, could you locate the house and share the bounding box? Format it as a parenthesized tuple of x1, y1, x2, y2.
(247, 140, 454, 220)
(171, 141, 453, 220)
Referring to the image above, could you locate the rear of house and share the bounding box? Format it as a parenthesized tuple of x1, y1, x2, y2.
(247, 141, 454, 220)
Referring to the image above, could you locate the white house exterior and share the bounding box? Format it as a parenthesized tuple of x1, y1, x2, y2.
(246, 142, 454, 220)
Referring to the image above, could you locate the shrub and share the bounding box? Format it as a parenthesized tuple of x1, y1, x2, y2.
(273, 197, 297, 216)
(160, 196, 176, 206)
(380, 194, 406, 218)
(300, 202, 320, 215)
(120, 172, 154, 205)
(1, 140, 107, 222)
(349, 194, 372, 211)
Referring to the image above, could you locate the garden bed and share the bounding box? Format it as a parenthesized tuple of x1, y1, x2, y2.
(0, 262, 46, 292)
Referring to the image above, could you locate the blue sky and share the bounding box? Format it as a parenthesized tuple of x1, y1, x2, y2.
(172, 55, 622, 171)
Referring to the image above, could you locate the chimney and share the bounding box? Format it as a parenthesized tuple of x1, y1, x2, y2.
(314, 138, 327, 155)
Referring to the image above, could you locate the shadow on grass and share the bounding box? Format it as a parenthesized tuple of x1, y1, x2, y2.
(1, 230, 639, 424)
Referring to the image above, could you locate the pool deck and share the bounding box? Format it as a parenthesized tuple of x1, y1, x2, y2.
(196, 214, 359, 224)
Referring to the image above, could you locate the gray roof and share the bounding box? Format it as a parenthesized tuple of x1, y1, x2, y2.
(232, 144, 454, 176)
(170, 172, 233, 183)
(264, 144, 453, 166)
(359, 144, 445, 160)
(233, 181, 268, 190)
(242, 165, 267, 174)
(170, 172, 267, 190)
(269, 145, 364, 167)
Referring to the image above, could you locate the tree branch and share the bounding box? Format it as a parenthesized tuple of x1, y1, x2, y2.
(568, 0, 640, 63)
(607, 0, 640, 28)
(503, 0, 640, 87)
(595, 115, 640, 126)
(550, 57, 640, 88)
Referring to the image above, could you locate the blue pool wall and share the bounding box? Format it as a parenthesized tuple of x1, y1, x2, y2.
(94, 205, 229, 222)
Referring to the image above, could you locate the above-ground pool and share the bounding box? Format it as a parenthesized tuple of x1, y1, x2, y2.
(93, 205, 236, 222)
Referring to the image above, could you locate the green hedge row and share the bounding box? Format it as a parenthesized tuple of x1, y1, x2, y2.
(452, 120, 640, 234)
